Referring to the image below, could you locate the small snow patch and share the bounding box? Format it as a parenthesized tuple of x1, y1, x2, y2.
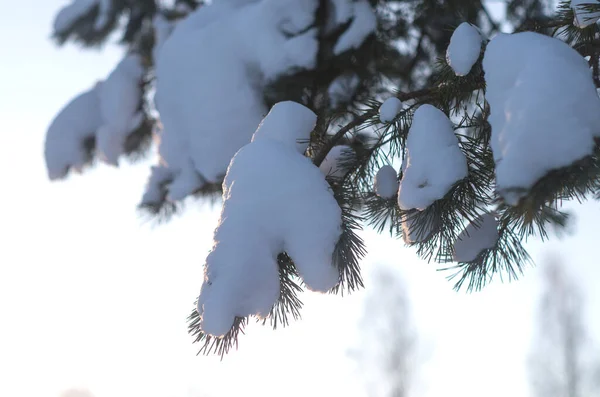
(374, 165, 398, 199)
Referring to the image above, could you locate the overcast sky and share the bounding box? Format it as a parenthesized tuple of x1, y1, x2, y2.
(0, 2, 598, 397)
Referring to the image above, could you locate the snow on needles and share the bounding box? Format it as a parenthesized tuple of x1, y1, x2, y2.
(446, 22, 482, 76)
(453, 213, 499, 262)
(397, 105, 467, 211)
(571, 0, 600, 28)
(483, 32, 600, 205)
(196, 102, 342, 337)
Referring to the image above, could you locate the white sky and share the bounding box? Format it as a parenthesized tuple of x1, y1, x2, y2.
(0, 1, 598, 397)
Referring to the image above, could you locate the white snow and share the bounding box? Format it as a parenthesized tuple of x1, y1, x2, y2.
(483, 32, 600, 205)
(397, 105, 468, 211)
(379, 97, 403, 123)
(96, 54, 144, 166)
(453, 213, 499, 262)
(148, 0, 321, 203)
(196, 102, 342, 336)
(319, 145, 354, 178)
(334, 0, 377, 55)
(571, 0, 600, 28)
(446, 22, 482, 76)
(374, 165, 398, 199)
(45, 83, 103, 180)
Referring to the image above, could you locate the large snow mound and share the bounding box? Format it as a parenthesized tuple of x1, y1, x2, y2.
(149, 0, 322, 203)
(397, 105, 468, 211)
(196, 102, 342, 337)
(45, 83, 103, 180)
(446, 22, 482, 76)
(453, 213, 499, 262)
(483, 32, 600, 204)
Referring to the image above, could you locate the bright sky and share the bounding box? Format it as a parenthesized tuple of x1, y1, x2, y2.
(1, 2, 599, 397)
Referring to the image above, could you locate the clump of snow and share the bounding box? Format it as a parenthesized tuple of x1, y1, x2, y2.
(53, 0, 111, 34)
(148, 0, 322, 203)
(379, 97, 403, 123)
(453, 213, 499, 262)
(96, 54, 145, 166)
(397, 105, 468, 211)
(446, 22, 482, 76)
(334, 0, 377, 54)
(571, 0, 600, 28)
(328, 73, 360, 108)
(483, 32, 600, 205)
(374, 165, 398, 199)
(320, 145, 354, 178)
(196, 102, 342, 336)
(44, 83, 103, 180)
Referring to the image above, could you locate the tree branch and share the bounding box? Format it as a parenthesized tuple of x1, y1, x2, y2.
(312, 83, 481, 166)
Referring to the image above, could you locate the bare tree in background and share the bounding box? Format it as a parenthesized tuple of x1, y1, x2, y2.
(528, 257, 599, 397)
(352, 266, 418, 397)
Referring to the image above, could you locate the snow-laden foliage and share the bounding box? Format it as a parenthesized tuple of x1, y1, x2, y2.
(397, 104, 468, 211)
(45, 53, 148, 179)
(571, 0, 600, 28)
(46, 0, 600, 355)
(45, 84, 103, 180)
(483, 31, 600, 205)
(453, 214, 499, 263)
(197, 102, 342, 337)
(140, 0, 378, 208)
(446, 22, 482, 76)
